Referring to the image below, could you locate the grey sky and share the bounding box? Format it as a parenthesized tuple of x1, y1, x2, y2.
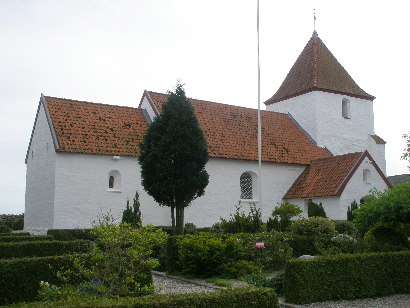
(0, 0, 409, 214)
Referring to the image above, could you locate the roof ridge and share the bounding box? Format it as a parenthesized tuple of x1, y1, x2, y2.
(45, 96, 138, 110)
(311, 151, 362, 163)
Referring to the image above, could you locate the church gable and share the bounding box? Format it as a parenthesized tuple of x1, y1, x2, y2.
(284, 151, 391, 199)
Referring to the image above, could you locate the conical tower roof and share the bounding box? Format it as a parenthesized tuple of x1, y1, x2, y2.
(264, 31, 375, 105)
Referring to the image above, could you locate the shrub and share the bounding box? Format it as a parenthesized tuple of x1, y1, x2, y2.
(0, 235, 53, 242)
(266, 217, 281, 232)
(243, 273, 284, 295)
(271, 202, 302, 232)
(347, 200, 358, 221)
(222, 260, 261, 278)
(219, 203, 263, 233)
(0, 232, 30, 237)
(364, 224, 409, 252)
(334, 220, 355, 235)
(0, 255, 75, 305)
(61, 217, 167, 297)
(353, 183, 410, 236)
(184, 222, 197, 235)
(158, 235, 184, 273)
(315, 234, 365, 255)
(307, 200, 327, 218)
(6, 287, 279, 308)
(0, 224, 11, 233)
(286, 234, 319, 257)
(121, 191, 142, 228)
(0, 240, 91, 259)
(47, 229, 96, 241)
(290, 217, 335, 237)
(284, 251, 410, 304)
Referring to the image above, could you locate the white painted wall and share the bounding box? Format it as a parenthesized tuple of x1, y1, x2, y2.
(286, 156, 389, 220)
(24, 103, 56, 234)
(266, 91, 386, 174)
(140, 95, 156, 122)
(53, 153, 170, 229)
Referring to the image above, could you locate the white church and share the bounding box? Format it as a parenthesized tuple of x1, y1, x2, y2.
(24, 32, 391, 234)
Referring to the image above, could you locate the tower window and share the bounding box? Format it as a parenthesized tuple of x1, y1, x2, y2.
(363, 169, 371, 183)
(342, 98, 351, 119)
(108, 170, 121, 191)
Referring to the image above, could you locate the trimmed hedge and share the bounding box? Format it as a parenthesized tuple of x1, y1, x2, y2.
(0, 255, 74, 305)
(0, 232, 30, 237)
(284, 251, 410, 304)
(6, 287, 279, 308)
(0, 235, 53, 243)
(0, 240, 91, 259)
(47, 229, 96, 241)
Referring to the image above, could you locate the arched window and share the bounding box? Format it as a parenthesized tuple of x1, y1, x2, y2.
(108, 170, 121, 191)
(240, 172, 253, 199)
(363, 169, 371, 183)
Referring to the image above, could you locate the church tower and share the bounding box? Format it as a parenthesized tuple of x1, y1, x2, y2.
(265, 31, 386, 174)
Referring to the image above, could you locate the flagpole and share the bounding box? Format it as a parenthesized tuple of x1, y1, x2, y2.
(257, 0, 263, 215)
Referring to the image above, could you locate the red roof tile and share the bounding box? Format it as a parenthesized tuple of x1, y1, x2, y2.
(265, 32, 375, 105)
(147, 91, 331, 164)
(45, 96, 149, 156)
(283, 151, 393, 199)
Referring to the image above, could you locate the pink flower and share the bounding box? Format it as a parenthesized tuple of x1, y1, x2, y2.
(255, 242, 265, 248)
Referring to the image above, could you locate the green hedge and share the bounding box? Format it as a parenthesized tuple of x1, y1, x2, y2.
(0, 232, 30, 237)
(286, 235, 319, 257)
(6, 287, 279, 308)
(0, 236, 53, 243)
(0, 240, 91, 259)
(284, 251, 410, 304)
(47, 229, 96, 241)
(0, 255, 74, 305)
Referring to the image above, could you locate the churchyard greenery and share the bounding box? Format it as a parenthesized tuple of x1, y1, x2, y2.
(2, 184, 410, 306)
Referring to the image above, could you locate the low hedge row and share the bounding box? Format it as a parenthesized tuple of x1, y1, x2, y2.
(0, 235, 53, 242)
(0, 232, 30, 237)
(6, 287, 279, 308)
(284, 250, 410, 304)
(0, 255, 74, 305)
(47, 229, 96, 241)
(0, 240, 91, 259)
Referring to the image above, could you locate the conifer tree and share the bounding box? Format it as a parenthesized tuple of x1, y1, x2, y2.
(122, 191, 142, 227)
(139, 82, 209, 234)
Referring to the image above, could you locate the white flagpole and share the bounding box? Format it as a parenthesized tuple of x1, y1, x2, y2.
(257, 0, 263, 215)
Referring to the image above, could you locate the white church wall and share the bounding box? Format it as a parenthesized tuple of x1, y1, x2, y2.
(53, 153, 170, 229)
(140, 95, 157, 122)
(367, 135, 386, 174)
(285, 197, 340, 219)
(266, 91, 383, 168)
(184, 158, 306, 227)
(24, 103, 56, 234)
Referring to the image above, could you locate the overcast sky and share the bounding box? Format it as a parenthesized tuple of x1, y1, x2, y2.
(0, 0, 409, 214)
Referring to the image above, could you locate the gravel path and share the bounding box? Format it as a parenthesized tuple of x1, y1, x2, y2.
(152, 271, 219, 294)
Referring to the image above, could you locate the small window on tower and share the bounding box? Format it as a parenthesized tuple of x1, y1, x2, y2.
(363, 169, 371, 183)
(342, 98, 350, 119)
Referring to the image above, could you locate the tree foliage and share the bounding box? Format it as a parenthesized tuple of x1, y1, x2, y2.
(270, 202, 302, 232)
(307, 200, 327, 218)
(353, 183, 410, 236)
(122, 191, 142, 227)
(402, 131, 410, 170)
(346, 200, 358, 221)
(139, 83, 209, 234)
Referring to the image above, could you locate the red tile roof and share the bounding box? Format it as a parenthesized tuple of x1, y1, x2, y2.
(45, 96, 149, 156)
(146, 91, 331, 164)
(284, 151, 391, 199)
(265, 32, 375, 105)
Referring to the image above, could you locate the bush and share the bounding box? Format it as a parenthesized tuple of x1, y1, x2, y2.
(222, 260, 261, 278)
(0, 240, 91, 259)
(243, 273, 284, 295)
(364, 225, 409, 252)
(0, 235, 53, 242)
(334, 220, 355, 235)
(218, 203, 264, 233)
(307, 200, 327, 218)
(315, 234, 365, 255)
(286, 234, 319, 257)
(122, 191, 142, 228)
(290, 217, 335, 237)
(347, 200, 358, 221)
(0, 255, 75, 305)
(353, 183, 410, 236)
(284, 251, 410, 304)
(184, 222, 197, 235)
(6, 287, 279, 308)
(0, 224, 11, 233)
(0, 232, 30, 237)
(47, 229, 96, 241)
(271, 202, 302, 232)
